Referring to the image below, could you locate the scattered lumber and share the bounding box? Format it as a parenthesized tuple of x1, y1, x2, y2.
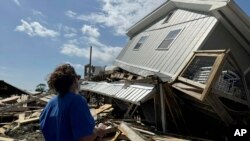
(0, 96, 20, 104)
(0, 136, 15, 141)
(117, 122, 145, 141)
(0, 93, 51, 112)
(92, 104, 112, 116)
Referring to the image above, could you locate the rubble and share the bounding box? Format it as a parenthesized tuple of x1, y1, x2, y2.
(0, 92, 192, 141)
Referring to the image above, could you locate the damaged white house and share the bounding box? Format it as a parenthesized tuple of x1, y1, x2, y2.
(81, 0, 250, 139)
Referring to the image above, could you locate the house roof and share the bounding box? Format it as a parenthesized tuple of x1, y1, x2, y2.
(0, 80, 31, 96)
(80, 81, 155, 105)
(127, 0, 250, 53)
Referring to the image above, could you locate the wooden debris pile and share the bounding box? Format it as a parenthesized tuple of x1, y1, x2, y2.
(0, 93, 191, 141)
(0, 93, 52, 140)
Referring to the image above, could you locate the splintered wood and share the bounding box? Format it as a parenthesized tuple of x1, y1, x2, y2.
(0, 94, 190, 141)
(0, 94, 48, 137)
(91, 104, 113, 116)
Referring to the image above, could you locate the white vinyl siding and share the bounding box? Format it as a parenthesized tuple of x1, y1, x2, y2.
(115, 9, 218, 79)
(133, 36, 148, 50)
(157, 29, 182, 50)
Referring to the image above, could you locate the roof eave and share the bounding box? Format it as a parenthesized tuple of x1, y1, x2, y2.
(126, 1, 175, 37)
(126, 0, 230, 37)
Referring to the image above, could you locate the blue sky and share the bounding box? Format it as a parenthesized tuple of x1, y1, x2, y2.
(0, 0, 249, 91)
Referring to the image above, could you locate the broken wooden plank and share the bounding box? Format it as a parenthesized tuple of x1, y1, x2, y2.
(131, 127, 155, 136)
(17, 95, 28, 122)
(16, 117, 39, 125)
(0, 124, 12, 135)
(0, 136, 15, 141)
(118, 122, 145, 141)
(39, 94, 55, 103)
(92, 104, 112, 116)
(0, 96, 20, 104)
(0, 93, 51, 112)
(102, 108, 114, 113)
(152, 136, 188, 141)
(111, 131, 121, 141)
(206, 94, 233, 126)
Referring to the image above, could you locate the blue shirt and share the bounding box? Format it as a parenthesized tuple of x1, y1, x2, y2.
(40, 92, 95, 141)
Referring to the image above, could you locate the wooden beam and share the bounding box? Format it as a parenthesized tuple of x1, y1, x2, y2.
(160, 84, 167, 132)
(194, 50, 226, 54)
(178, 77, 206, 89)
(124, 103, 134, 118)
(154, 90, 162, 131)
(172, 85, 202, 100)
(206, 94, 234, 126)
(111, 131, 121, 141)
(0, 137, 15, 141)
(215, 90, 249, 105)
(92, 104, 112, 116)
(118, 122, 145, 141)
(16, 117, 39, 125)
(131, 127, 155, 136)
(0, 93, 51, 112)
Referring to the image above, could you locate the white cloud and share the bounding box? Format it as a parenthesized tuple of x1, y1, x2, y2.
(63, 26, 77, 38)
(15, 19, 59, 38)
(60, 39, 122, 64)
(64, 33, 77, 38)
(61, 44, 87, 58)
(76, 0, 165, 35)
(32, 10, 45, 17)
(81, 25, 100, 38)
(65, 10, 77, 18)
(13, 0, 20, 6)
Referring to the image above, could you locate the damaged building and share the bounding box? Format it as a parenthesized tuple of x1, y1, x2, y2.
(81, 0, 250, 140)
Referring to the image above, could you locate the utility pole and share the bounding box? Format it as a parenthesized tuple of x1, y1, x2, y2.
(88, 46, 92, 80)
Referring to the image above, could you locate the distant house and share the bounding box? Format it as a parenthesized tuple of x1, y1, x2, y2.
(0, 80, 30, 98)
(81, 0, 250, 137)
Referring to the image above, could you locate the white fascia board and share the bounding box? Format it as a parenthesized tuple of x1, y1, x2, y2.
(126, 0, 230, 37)
(127, 1, 175, 37)
(171, 0, 229, 12)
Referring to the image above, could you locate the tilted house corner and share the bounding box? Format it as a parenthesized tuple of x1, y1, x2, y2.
(113, 0, 250, 127)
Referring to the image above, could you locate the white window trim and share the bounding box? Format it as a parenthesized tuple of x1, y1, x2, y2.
(156, 28, 184, 50)
(133, 35, 149, 50)
(162, 10, 175, 24)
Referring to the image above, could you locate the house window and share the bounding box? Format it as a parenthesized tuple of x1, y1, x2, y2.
(157, 29, 182, 49)
(133, 36, 148, 50)
(163, 11, 174, 24)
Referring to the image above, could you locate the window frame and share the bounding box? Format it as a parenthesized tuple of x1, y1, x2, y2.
(175, 50, 229, 101)
(174, 50, 249, 104)
(133, 35, 148, 50)
(156, 28, 183, 50)
(162, 10, 175, 24)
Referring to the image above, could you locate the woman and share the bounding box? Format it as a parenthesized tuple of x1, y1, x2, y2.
(40, 64, 104, 141)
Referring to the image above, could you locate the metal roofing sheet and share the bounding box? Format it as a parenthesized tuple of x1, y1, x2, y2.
(80, 81, 155, 105)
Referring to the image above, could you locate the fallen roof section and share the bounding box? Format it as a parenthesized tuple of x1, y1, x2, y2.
(0, 80, 31, 96)
(80, 81, 155, 105)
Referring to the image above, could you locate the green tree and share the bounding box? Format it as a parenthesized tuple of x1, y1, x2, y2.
(35, 83, 46, 93)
